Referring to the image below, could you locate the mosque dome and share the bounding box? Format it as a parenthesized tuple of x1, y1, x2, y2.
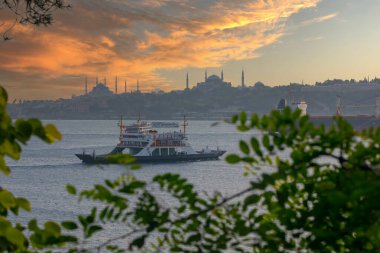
(207, 75, 221, 81)
(89, 83, 113, 96)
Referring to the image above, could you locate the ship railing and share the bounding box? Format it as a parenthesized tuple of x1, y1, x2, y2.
(153, 132, 185, 140)
(120, 144, 147, 148)
(122, 135, 153, 140)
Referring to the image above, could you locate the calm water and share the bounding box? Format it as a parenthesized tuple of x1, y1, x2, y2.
(2, 120, 256, 246)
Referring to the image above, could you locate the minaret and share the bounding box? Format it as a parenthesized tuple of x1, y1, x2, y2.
(84, 75, 88, 95)
(241, 69, 245, 88)
(104, 77, 107, 86)
(205, 70, 208, 82)
(124, 80, 127, 94)
(186, 72, 189, 90)
(96, 76, 98, 85)
(221, 70, 224, 81)
(136, 80, 140, 93)
(115, 76, 118, 94)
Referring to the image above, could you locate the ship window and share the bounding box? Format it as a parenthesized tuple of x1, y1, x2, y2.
(152, 149, 159, 156)
(130, 148, 141, 155)
(169, 148, 175, 155)
(161, 148, 169, 156)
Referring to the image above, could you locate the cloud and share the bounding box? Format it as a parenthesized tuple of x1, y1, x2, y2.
(300, 12, 338, 27)
(304, 36, 324, 42)
(0, 0, 322, 99)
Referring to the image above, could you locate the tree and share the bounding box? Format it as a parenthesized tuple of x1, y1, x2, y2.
(62, 110, 380, 253)
(1, 1, 380, 250)
(1, 0, 70, 40)
(3, 80, 380, 252)
(0, 86, 76, 251)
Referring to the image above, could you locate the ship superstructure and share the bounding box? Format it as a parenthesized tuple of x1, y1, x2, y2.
(150, 122, 179, 128)
(76, 117, 225, 164)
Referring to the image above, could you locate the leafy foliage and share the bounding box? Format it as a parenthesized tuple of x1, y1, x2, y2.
(1, 0, 70, 40)
(56, 108, 380, 252)
(0, 85, 73, 252)
(2, 82, 380, 252)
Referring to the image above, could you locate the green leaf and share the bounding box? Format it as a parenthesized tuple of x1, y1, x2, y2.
(15, 120, 33, 142)
(0, 86, 9, 105)
(61, 221, 78, 230)
(244, 194, 260, 209)
(5, 227, 25, 247)
(262, 135, 270, 150)
(44, 221, 61, 237)
(60, 235, 78, 243)
(250, 137, 263, 157)
(187, 233, 201, 243)
(16, 197, 31, 212)
(250, 114, 259, 127)
(0, 157, 11, 176)
(177, 205, 186, 214)
(239, 111, 247, 125)
(44, 124, 62, 142)
(130, 235, 147, 249)
(107, 154, 136, 165)
(239, 141, 250, 155)
(0, 190, 16, 209)
(87, 225, 103, 237)
(225, 154, 241, 164)
(66, 184, 77, 195)
(231, 115, 238, 123)
(1, 139, 21, 160)
(28, 219, 38, 231)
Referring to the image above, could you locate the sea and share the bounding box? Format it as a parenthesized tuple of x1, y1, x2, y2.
(1, 120, 257, 247)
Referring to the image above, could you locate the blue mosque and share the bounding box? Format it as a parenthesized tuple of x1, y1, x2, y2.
(83, 76, 140, 97)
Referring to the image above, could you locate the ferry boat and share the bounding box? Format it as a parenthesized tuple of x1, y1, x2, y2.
(75, 117, 226, 164)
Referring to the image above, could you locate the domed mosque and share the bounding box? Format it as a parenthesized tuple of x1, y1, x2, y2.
(195, 70, 232, 90)
(89, 82, 113, 96)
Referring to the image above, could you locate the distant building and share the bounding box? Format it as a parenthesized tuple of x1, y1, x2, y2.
(196, 74, 232, 90)
(88, 83, 113, 96)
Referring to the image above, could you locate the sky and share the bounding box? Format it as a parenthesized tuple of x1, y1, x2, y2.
(1, 0, 380, 100)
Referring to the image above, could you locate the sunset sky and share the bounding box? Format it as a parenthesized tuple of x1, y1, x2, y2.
(1, 0, 380, 100)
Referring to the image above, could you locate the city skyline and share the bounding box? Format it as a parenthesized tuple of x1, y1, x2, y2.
(75, 69, 248, 96)
(1, 0, 380, 100)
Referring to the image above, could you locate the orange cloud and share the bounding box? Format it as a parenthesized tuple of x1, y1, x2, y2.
(0, 0, 323, 99)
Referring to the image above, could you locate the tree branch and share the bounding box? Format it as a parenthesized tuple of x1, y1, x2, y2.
(91, 228, 146, 253)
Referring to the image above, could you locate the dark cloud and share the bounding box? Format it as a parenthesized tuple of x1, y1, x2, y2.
(0, 0, 322, 99)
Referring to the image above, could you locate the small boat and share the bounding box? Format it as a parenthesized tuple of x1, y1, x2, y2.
(75, 117, 225, 164)
(150, 121, 179, 128)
